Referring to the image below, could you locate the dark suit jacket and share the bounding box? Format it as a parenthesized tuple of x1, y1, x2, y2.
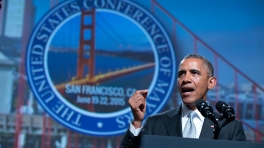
(120, 106, 246, 148)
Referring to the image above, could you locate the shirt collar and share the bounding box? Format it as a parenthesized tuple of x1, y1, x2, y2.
(181, 103, 204, 121)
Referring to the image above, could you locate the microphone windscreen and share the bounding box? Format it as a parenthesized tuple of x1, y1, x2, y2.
(196, 99, 207, 109)
(215, 101, 226, 113)
(196, 99, 206, 108)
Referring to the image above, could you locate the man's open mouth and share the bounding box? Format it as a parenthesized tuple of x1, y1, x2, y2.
(181, 87, 195, 96)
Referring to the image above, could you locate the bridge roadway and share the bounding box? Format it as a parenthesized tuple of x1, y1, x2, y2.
(55, 63, 155, 91)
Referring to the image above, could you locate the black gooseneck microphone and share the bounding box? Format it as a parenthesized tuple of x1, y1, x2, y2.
(215, 101, 235, 121)
(196, 100, 220, 139)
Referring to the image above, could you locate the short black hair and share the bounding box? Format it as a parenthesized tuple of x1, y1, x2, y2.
(182, 54, 214, 77)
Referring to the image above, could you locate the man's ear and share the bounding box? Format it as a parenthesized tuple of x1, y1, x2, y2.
(208, 76, 217, 90)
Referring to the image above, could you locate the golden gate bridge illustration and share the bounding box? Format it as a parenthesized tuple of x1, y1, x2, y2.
(53, 7, 155, 113)
(4, 0, 264, 148)
(54, 9, 155, 91)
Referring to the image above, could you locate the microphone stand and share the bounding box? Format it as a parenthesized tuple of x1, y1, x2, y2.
(196, 100, 221, 139)
(207, 112, 220, 139)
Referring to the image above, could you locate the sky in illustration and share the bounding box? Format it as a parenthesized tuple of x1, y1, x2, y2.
(50, 11, 152, 51)
(34, 0, 264, 85)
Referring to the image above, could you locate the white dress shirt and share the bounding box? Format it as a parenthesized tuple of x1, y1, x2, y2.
(129, 103, 205, 138)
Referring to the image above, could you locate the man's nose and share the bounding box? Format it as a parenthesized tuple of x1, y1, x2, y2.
(182, 73, 191, 83)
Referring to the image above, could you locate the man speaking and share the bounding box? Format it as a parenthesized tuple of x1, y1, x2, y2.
(119, 54, 246, 148)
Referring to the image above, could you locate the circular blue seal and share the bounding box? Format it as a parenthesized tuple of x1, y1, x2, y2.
(26, 0, 176, 136)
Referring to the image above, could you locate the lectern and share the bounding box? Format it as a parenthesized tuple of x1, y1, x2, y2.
(142, 135, 264, 148)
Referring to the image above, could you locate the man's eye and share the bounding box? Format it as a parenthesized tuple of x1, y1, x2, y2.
(192, 71, 199, 75)
(178, 72, 184, 77)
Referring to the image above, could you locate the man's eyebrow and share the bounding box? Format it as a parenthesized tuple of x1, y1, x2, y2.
(190, 69, 201, 73)
(189, 68, 200, 71)
(178, 69, 185, 72)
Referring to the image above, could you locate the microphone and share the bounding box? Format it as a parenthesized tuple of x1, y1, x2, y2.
(195, 100, 219, 124)
(215, 101, 235, 121)
(196, 100, 214, 118)
(196, 100, 220, 139)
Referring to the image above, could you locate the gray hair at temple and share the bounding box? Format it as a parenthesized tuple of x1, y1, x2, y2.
(182, 54, 214, 78)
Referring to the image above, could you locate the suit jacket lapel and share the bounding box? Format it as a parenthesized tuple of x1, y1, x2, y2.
(199, 118, 214, 139)
(164, 107, 182, 137)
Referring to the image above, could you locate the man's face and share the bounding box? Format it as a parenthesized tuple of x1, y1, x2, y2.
(177, 58, 213, 109)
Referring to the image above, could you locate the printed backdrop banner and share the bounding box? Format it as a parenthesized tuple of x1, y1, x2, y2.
(0, 0, 263, 147)
(26, 0, 176, 136)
